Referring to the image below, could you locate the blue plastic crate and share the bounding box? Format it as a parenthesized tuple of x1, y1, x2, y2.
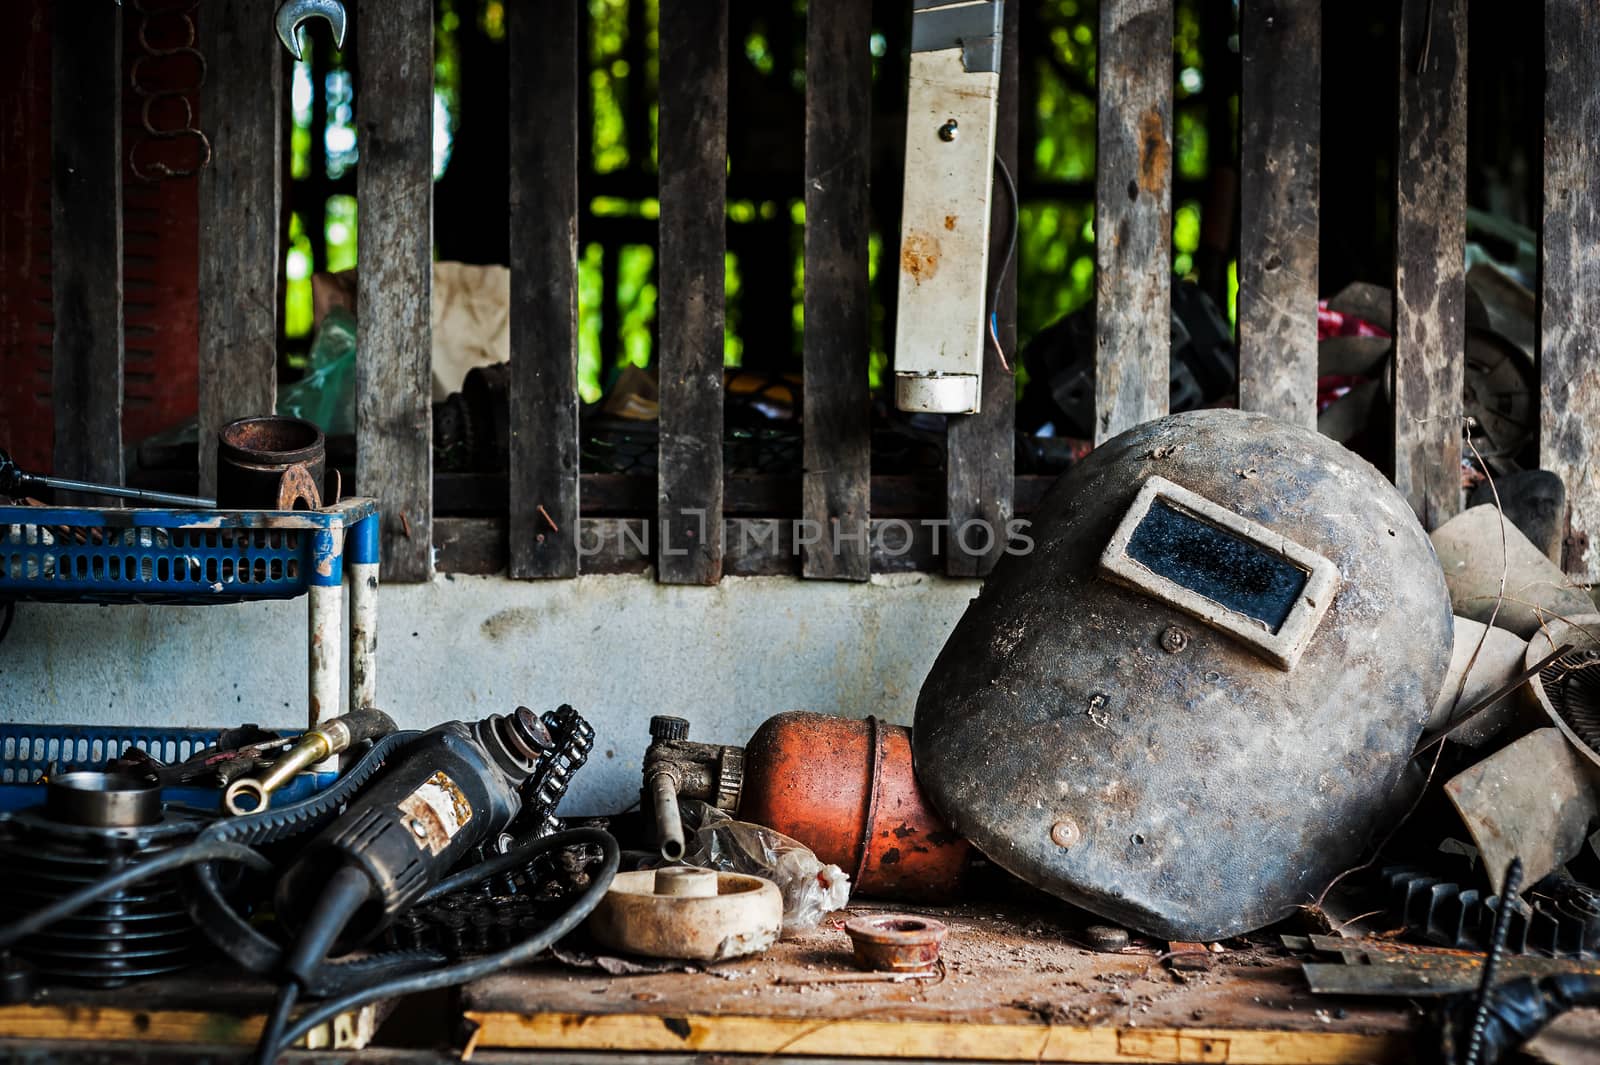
(0, 499, 377, 605)
(0, 722, 332, 814)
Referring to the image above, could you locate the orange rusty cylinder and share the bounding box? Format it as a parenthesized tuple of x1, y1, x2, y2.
(737, 711, 973, 901)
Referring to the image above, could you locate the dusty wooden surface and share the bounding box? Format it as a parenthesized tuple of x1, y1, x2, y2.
(356, 0, 434, 581)
(655, 0, 729, 585)
(1540, 0, 1600, 582)
(800, 0, 873, 582)
(946, 0, 1019, 579)
(50, 0, 123, 490)
(507, 0, 580, 579)
(1391, 0, 1467, 531)
(1093, 0, 1172, 445)
(463, 901, 1415, 1062)
(1237, 0, 1320, 428)
(197, 0, 282, 497)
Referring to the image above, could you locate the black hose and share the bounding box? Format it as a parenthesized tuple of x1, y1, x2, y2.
(0, 839, 272, 951)
(259, 827, 620, 1064)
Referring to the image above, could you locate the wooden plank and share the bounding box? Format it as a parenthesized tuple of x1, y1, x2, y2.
(1540, 0, 1600, 580)
(655, 0, 729, 584)
(465, 1011, 1406, 1063)
(356, 0, 433, 580)
(1391, 0, 1466, 530)
(50, 0, 123, 489)
(197, 0, 283, 497)
(800, 0, 872, 581)
(507, 0, 580, 579)
(0, 1002, 385, 1049)
(946, 0, 1019, 577)
(1236, 0, 1321, 427)
(1093, 0, 1173, 445)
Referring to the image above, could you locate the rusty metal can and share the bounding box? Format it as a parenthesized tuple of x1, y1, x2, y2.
(738, 711, 972, 901)
(216, 416, 326, 510)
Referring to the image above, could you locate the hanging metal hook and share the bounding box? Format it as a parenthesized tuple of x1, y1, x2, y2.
(274, 0, 347, 61)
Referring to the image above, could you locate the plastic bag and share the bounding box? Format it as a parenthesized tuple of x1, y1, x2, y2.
(275, 307, 358, 434)
(677, 800, 850, 933)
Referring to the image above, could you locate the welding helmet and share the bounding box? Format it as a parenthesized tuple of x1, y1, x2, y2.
(913, 409, 1453, 940)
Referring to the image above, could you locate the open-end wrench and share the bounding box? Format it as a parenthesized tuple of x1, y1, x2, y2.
(275, 0, 347, 61)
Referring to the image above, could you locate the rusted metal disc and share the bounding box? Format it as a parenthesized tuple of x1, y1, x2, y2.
(844, 914, 947, 971)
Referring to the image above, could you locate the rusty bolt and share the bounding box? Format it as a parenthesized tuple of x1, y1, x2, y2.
(938, 119, 959, 142)
(1161, 626, 1189, 653)
(1050, 819, 1080, 848)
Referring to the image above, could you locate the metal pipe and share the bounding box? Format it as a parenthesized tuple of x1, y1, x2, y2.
(347, 514, 381, 713)
(308, 582, 344, 770)
(29, 474, 214, 508)
(648, 769, 686, 862)
(2, 446, 215, 507)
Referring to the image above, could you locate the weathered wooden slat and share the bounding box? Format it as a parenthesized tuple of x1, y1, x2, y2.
(946, 0, 1020, 578)
(1093, 0, 1173, 445)
(356, 0, 433, 580)
(656, 0, 729, 585)
(507, 0, 580, 579)
(1237, 0, 1320, 427)
(51, 0, 123, 488)
(801, 0, 872, 581)
(1392, 0, 1467, 530)
(1540, 0, 1600, 579)
(197, 0, 282, 497)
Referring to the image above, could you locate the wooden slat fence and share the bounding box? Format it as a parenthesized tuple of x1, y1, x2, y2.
(43, 0, 1600, 584)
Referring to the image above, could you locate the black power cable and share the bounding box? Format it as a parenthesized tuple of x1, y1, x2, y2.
(255, 865, 373, 1065)
(255, 826, 620, 1065)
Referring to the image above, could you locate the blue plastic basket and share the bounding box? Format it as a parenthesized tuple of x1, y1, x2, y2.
(0, 723, 331, 813)
(0, 499, 378, 605)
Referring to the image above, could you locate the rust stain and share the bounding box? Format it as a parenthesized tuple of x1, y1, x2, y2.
(943, 214, 958, 230)
(900, 232, 941, 284)
(1137, 108, 1169, 196)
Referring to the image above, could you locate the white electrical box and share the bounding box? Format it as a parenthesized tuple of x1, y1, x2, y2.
(891, 0, 1003, 414)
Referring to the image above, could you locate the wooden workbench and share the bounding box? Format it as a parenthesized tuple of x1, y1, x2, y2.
(462, 901, 1417, 1064)
(2, 901, 1596, 1063)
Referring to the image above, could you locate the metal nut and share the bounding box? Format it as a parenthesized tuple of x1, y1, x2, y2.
(1084, 923, 1130, 952)
(1161, 626, 1190, 653)
(937, 119, 959, 142)
(1050, 819, 1080, 848)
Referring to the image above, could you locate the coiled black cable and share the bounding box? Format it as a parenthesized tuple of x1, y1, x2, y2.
(257, 826, 620, 1065)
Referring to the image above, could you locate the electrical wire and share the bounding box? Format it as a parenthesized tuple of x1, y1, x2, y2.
(256, 865, 372, 1065)
(258, 827, 620, 1065)
(989, 152, 1020, 374)
(0, 839, 272, 951)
